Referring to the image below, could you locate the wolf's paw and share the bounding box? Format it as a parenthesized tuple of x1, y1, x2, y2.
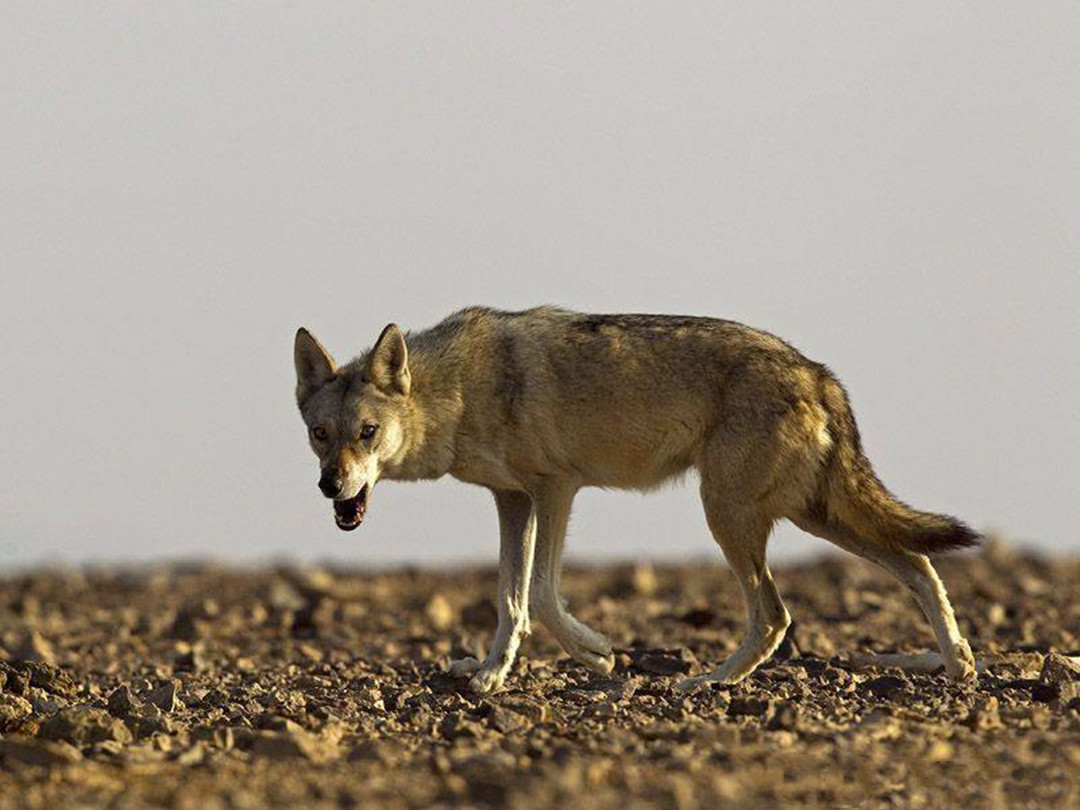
(447, 657, 483, 679)
(676, 674, 721, 694)
(947, 640, 978, 683)
(564, 636, 615, 676)
(573, 648, 616, 676)
(468, 667, 507, 695)
(675, 674, 712, 694)
(675, 666, 745, 694)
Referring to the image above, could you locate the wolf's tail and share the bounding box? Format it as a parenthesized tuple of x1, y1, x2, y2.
(809, 369, 980, 555)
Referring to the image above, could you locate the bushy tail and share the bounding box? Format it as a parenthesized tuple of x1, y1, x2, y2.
(812, 370, 980, 555)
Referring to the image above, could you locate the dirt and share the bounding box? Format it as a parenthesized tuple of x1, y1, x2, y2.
(1, 540, 1078, 809)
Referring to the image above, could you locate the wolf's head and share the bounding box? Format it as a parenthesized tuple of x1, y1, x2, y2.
(294, 324, 412, 531)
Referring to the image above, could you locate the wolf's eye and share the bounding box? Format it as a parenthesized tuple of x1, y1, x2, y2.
(311, 426, 329, 441)
(360, 424, 378, 441)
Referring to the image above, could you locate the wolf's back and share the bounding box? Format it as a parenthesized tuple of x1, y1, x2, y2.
(812, 371, 980, 555)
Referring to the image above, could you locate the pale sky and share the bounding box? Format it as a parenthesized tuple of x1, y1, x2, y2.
(1, 4, 1077, 568)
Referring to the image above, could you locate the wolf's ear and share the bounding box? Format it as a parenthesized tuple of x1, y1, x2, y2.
(294, 328, 337, 404)
(366, 323, 411, 396)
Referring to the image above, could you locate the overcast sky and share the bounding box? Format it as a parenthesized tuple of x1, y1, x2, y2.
(2, 4, 1077, 569)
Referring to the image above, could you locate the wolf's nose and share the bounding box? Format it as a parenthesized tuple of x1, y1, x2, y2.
(318, 471, 343, 498)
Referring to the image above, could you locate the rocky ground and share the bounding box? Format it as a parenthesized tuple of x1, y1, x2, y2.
(0, 541, 1078, 809)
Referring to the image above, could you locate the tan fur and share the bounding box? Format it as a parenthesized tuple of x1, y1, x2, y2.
(295, 307, 979, 693)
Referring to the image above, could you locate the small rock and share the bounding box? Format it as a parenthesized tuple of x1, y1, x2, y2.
(630, 563, 658, 596)
(38, 707, 134, 746)
(1040, 653, 1080, 685)
(12, 593, 42, 619)
(107, 686, 138, 718)
(860, 675, 909, 700)
(0, 693, 33, 732)
(765, 665, 807, 684)
(856, 709, 903, 740)
(926, 739, 954, 762)
(452, 751, 516, 801)
(348, 739, 407, 765)
(146, 681, 183, 713)
(981, 536, 1017, 565)
(266, 579, 306, 612)
(11, 630, 56, 664)
(0, 737, 83, 767)
(791, 657, 825, 676)
(257, 713, 303, 733)
(174, 742, 207, 766)
(425, 593, 456, 631)
(153, 732, 175, 755)
(766, 702, 800, 731)
(172, 643, 206, 673)
(0, 663, 29, 695)
(130, 678, 154, 693)
(199, 687, 230, 707)
(250, 729, 337, 761)
(440, 712, 485, 741)
(1031, 682, 1060, 703)
(728, 696, 773, 718)
(14, 661, 78, 696)
(488, 704, 531, 734)
(596, 678, 638, 704)
(293, 597, 336, 636)
(214, 726, 236, 751)
(94, 739, 127, 757)
(1058, 681, 1080, 708)
(117, 742, 167, 766)
(355, 686, 385, 712)
(192, 725, 234, 751)
(965, 696, 1003, 731)
(498, 697, 549, 724)
(130, 712, 173, 740)
(169, 609, 205, 641)
(584, 700, 618, 720)
(27, 688, 64, 715)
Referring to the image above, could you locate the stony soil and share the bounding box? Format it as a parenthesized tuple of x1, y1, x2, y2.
(1, 541, 1078, 809)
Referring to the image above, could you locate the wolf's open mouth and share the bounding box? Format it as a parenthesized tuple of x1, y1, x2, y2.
(333, 484, 368, 531)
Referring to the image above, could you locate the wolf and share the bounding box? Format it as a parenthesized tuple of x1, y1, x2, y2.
(294, 307, 979, 694)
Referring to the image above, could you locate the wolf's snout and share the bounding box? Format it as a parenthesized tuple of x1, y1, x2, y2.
(318, 470, 343, 498)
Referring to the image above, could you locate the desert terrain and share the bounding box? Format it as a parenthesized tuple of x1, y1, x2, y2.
(1, 541, 1078, 809)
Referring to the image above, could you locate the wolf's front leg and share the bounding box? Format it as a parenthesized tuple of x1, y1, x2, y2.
(449, 489, 536, 694)
(530, 481, 615, 675)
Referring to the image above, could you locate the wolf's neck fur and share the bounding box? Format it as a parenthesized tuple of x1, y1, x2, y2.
(377, 315, 476, 481)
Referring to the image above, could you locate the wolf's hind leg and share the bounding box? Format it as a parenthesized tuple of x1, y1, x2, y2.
(864, 552, 975, 681)
(529, 482, 615, 675)
(792, 515, 976, 681)
(678, 501, 789, 692)
(448, 489, 536, 694)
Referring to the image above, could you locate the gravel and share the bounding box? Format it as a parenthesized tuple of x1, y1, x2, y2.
(0, 540, 1077, 808)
